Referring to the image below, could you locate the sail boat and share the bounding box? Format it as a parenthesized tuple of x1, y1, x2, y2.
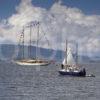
(59, 40, 86, 76)
(15, 21, 50, 66)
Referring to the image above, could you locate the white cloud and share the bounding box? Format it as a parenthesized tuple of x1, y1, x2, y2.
(0, 0, 100, 56)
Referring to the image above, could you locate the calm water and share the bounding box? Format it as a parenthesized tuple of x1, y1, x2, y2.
(0, 61, 100, 100)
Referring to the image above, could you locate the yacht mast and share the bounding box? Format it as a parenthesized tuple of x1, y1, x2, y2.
(76, 42, 78, 64)
(29, 24, 32, 58)
(36, 22, 40, 60)
(66, 40, 68, 64)
(22, 27, 25, 59)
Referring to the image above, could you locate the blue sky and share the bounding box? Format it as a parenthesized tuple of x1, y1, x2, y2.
(0, 0, 100, 20)
(0, 0, 100, 56)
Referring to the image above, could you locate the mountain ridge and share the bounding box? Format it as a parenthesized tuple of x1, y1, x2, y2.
(0, 44, 99, 63)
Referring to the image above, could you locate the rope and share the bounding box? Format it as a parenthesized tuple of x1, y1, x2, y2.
(38, 25, 52, 48)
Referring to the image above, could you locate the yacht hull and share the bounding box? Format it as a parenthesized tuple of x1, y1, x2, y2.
(59, 68, 86, 77)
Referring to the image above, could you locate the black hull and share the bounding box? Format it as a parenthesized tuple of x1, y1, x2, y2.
(59, 69, 86, 77)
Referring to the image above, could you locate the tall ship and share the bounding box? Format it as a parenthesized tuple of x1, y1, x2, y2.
(59, 40, 86, 77)
(15, 21, 50, 66)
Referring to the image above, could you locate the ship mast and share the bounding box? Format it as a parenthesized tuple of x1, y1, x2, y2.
(76, 42, 78, 64)
(36, 22, 40, 60)
(22, 27, 25, 59)
(29, 24, 32, 59)
(66, 40, 68, 64)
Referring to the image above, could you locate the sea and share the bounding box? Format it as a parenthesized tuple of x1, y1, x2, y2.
(0, 61, 100, 100)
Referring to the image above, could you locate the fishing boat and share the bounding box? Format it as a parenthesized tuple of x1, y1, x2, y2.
(15, 21, 50, 66)
(59, 40, 86, 77)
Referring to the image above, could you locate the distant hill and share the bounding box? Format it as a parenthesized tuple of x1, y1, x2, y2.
(89, 56, 100, 63)
(0, 44, 63, 62)
(0, 44, 98, 63)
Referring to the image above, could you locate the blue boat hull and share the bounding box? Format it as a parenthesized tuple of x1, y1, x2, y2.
(59, 68, 86, 77)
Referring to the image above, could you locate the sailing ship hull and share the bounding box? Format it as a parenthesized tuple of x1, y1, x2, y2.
(15, 62, 50, 66)
(59, 68, 86, 77)
(15, 59, 50, 66)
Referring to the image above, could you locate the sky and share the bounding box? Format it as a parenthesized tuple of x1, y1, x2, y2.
(0, 0, 100, 20)
(0, 0, 100, 56)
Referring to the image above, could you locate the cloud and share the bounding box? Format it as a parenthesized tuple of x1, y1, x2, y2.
(0, 0, 100, 56)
